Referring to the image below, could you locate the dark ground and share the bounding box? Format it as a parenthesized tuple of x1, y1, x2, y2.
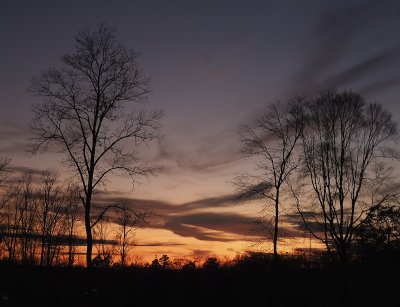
(0, 256, 398, 307)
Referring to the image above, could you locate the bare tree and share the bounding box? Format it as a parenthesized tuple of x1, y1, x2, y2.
(0, 158, 11, 244)
(0, 170, 82, 265)
(16, 173, 38, 264)
(64, 183, 80, 266)
(35, 169, 65, 266)
(235, 99, 303, 258)
(299, 90, 398, 264)
(93, 217, 115, 267)
(30, 24, 163, 267)
(115, 201, 148, 268)
(1, 185, 19, 262)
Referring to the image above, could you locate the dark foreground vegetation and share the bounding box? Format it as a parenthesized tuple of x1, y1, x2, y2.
(0, 252, 399, 307)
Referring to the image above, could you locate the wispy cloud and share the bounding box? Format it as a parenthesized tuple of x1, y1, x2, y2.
(181, 194, 236, 210)
(0, 121, 30, 154)
(163, 212, 251, 242)
(314, 51, 400, 92)
(136, 242, 186, 247)
(153, 129, 242, 174)
(92, 191, 239, 217)
(289, 1, 400, 97)
(91, 191, 252, 242)
(91, 190, 308, 244)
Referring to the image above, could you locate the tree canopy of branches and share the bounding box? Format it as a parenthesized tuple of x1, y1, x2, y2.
(0, 158, 10, 185)
(299, 90, 398, 263)
(29, 24, 163, 267)
(235, 100, 303, 258)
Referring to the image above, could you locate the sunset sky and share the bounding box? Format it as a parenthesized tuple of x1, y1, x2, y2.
(1, 0, 400, 261)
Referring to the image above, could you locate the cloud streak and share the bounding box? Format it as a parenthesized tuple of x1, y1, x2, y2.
(90, 191, 254, 242)
(163, 212, 251, 242)
(91, 190, 309, 244)
(154, 128, 242, 174)
(289, 1, 400, 97)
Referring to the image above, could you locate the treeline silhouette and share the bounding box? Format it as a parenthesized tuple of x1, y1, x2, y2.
(0, 251, 398, 306)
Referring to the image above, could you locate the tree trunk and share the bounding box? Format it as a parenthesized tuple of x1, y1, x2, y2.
(85, 200, 93, 268)
(273, 188, 279, 259)
(68, 236, 74, 266)
(338, 241, 348, 265)
(40, 237, 45, 265)
(85, 217, 93, 268)
(84, 177, 94, 268)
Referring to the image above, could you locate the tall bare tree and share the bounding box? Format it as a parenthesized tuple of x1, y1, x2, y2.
(235, 99, 303, 258)
(299, 90, 398, 263)
(30, 24, 163, 267)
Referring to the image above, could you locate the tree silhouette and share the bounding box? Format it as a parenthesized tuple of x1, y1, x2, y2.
(298, 90, 398, 264)
(16, 174, 38, 264)
(151, 256, 160, 269)
(1, 184, 20, 262)
(64, 183, 80, 266)
(357, 203, 400, 254)
(159, 254, 170, 268)
(0, 158, 11, 244)
(29, 24, 163, 267)
(115, 201, 148, 268)
(0, 169, 77, 265)
(36, 170, 65, 266)
(93, 216, 116, 264)
(203, 256, 219, 269)
(235, 100, 303, 258)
